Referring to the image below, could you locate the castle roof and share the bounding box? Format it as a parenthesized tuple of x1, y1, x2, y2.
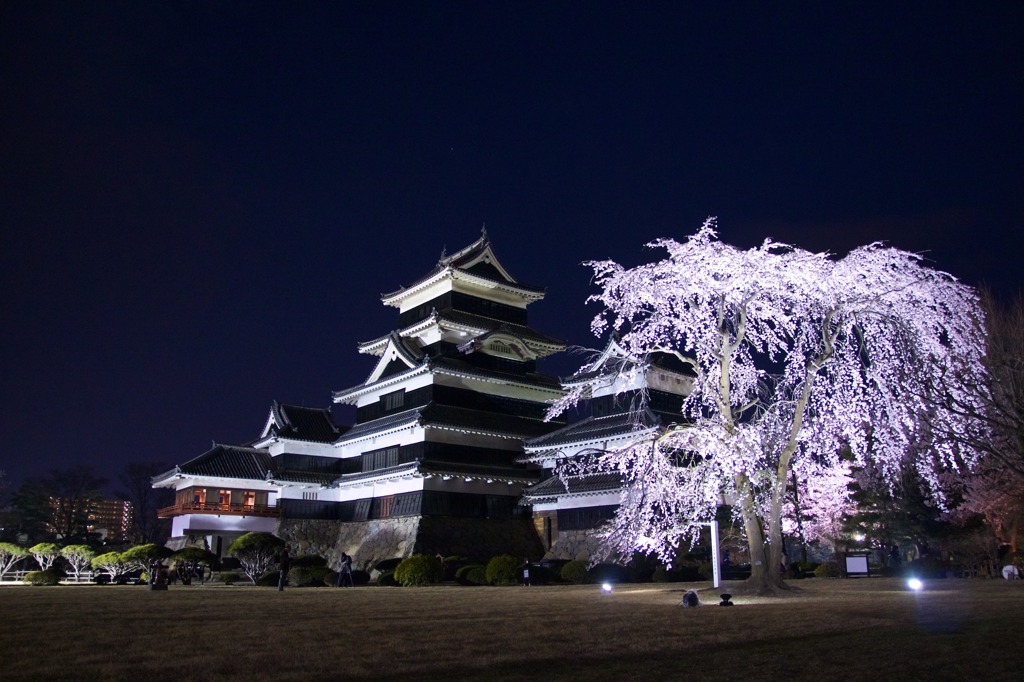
(163, 444, 274, 481)
(519, 409, 661, 463)
(520, 472, 623, 504)
(153, 442, 342, 488)
(358, 309, 565, 356)
(261, 401, 344, 443)
(332, 459, 539, 488)
(380, 231, 546, 307)
(333, 353, 563, 404)
(338, 401, 557, 444)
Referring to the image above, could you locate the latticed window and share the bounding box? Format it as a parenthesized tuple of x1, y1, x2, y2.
(363, 446, 402, 471)
(382, 389, 405, 411)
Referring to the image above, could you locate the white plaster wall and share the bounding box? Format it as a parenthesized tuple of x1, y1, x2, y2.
(264, 438, 340, 457)
(167, 476, 280, 494)
(171, 514, 277, 536)
(532, 491, 621, 512)
(335, 424, 426, 458)
(334, 475, 426, 501)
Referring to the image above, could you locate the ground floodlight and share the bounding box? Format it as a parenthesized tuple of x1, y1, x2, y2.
(601, 583, 613, 593)
(907, 578, 923, 591)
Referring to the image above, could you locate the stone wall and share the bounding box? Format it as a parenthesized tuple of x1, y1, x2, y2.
(543, 529, 606, 562)
(276, 515, 545, 571)
(414, 516, 544, 562)
(277, 517, 420, 572)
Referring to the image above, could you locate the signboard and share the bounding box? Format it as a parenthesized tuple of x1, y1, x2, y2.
(845, 554, 870, 578)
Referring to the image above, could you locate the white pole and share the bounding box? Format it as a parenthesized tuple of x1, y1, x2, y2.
(710, 520, 720, 589)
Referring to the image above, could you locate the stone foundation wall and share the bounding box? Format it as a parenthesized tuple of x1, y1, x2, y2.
(543, 529, 606, 562)
(277, 517, 420, 572)
(276, 515, 545, 571)
(164, 536, 188, 552)
(414, 516, 544, 562)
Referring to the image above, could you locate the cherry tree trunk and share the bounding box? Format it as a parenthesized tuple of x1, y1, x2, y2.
(735, 476, 787, 594)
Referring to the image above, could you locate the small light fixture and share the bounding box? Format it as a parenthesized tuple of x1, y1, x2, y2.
(601, 583, 613, 593)
(907, 578, 923, 591)
(718, 593, 734, 606)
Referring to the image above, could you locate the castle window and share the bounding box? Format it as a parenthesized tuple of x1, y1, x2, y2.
(382, 389, 405, 411)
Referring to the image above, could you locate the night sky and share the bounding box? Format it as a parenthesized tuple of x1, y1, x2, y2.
(2, 2, 1022, 492)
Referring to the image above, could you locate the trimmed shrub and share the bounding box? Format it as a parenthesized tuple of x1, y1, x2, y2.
(352, 569, 371, 586)
(794, 561, 819, 579)
(257, 569, 280, 587)
(486, 554, 520, 586)
(287, 566, 317, 587)
(374, 558, 403, 573)
(652, 564, 673, 583)
(291, 554, 327, 569)
(307, 565, 333, 585)
(561, 560, 589, 585)
(905, 557, 949, 580)
(589, 563, 631, 584)
(814, 562, 841, 578)
(442, 555, 469, 581)
(394, 554, 444, 586)
(455, 564, 487, 585)
(24, 569, 62, 586)
(376, 570, 398, 586)
(219, 572, 242, 585)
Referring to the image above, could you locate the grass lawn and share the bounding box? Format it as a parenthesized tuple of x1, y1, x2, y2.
(2, 578, 1023, 681)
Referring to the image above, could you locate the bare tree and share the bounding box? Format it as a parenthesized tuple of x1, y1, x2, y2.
(11, 466, 107, 542)
(939, 291, 1024, 551)
(117, 462, 173, 544)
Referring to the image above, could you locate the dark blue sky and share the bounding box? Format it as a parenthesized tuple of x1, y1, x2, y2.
(2, 2, 1022, 491)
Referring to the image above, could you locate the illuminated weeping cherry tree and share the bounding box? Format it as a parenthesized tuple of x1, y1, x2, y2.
(551, 219, 988, 593)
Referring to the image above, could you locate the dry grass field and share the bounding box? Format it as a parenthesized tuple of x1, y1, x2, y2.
(2, 578, 1023, 681)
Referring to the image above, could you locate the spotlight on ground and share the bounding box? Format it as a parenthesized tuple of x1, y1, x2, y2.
(907, 578, 923, 591)
(601, 583, 613, 593)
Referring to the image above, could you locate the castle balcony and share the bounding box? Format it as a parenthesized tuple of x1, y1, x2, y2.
(157, 501, 281, 519)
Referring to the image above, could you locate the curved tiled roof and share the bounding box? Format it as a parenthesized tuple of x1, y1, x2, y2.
(428, 356, 563, 390)
(418, 460, 539, 484)
(523, 409, 661, 451)
(339, 401, 558, 444)
(268, 469, 339, 485)
(333, 459, 538, 487)
(361, 310, 565, 354)
(381, 233, 546, 301)
(522, 472, 623, 502)
(269, 402, 344, 443)
(337, 407, 423, 442)
(176, 444, 274, 480)
(333, 353, 563, 404)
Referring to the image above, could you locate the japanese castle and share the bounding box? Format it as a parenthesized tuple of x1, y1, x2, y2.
(153, 231, 689, 569)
